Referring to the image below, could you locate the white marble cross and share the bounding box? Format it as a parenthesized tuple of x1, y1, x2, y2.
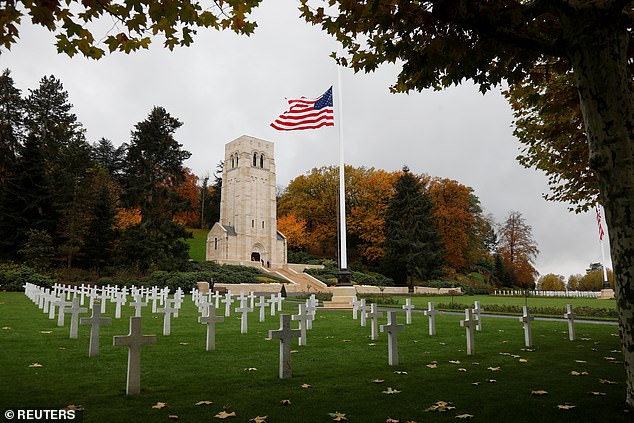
(148, 287, 160, 313)
(564, 304, 576, 341)
(380, 311, 404, 366)
(268, 314, 301, 379)
(49, 296, 61, 320)
(235, 297, 253, 334)
(222, 292, 234, 317)
(129, 294, 147, 318)
(269, 294, 282, 316)
(423, 302, 440, 336)
(519, 306, 535, 348)
(305, 297, 318, 330)
(352, 298, 360, 320)
(248, 291, 257, 309)
(198, 304, 224, 351)
(359, 299, 368, 327)
(473, 301, 483, 331)
(173, 290, 183, 318)
(99, 289, 108, 314)
(256, 295, 268, 322)
(112, 292, 126, 319)
(158, 299, 177, 336)
(80, 300, 112, 357)
(366, 303, 383, 341)
(66, 297, 88, 339)
(212, 290, 222, 309)
(57, 299, 73, 327)
(197, 297, 210, 317)
(460, 308, 477, 355)
(113, 316, 157, 395)
(402, 297, 415, 325)
(292, 304, 311, 346)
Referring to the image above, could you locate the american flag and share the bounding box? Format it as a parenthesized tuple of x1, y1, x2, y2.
(270, 87, 334, 131)
(596, 205, 605, 241)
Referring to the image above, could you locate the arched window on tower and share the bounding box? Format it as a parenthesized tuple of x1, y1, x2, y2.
(231, 154, 235, 169)
(253, 152, 257, 167)
(260, 154, 264, 168)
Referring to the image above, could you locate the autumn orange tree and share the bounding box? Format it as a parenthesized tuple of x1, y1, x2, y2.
(173, 169, 200, 227)
(496, 211, 539, 289)
(537, 273, 565, 291)
(427, 177, 475, 273)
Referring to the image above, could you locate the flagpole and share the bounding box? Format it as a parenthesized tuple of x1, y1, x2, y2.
(336, 66, 351, 286)
(597, 204, 610, 289)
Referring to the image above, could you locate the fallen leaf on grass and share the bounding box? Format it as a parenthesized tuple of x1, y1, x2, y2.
(521, 348, 535, 352)
(394, 371, 408, 375)
(589, 392, 607, 396)
(40, 331, 52, 334)
(439, 342, 447, 346)
(279, 399, 292, 405)
(599, 379, 618, 385)
(471, 382, 481, 386)
(487, 367, 501, 372)
(371, 379, 385, 383)
(368, 343, 377, 346)
(58, 347, 66, 350)
(519, 359, 528, 363)
(499, 352, 511, 356)
(250, 416, 267, 423)
(571, 371, 589, 376)
(557, 404, 576, 410)
(425, 401, 455, 412)
(458, 368, 467, 372)
(195, 400, 213, 406)
(28, 363, 43, 368)
(151, 402, 167, 409)
(244, 367, 258, 371)
(386, 417, 399, 422)
(531, 390, 548, 396)
(2, 326, 11, 330)
(511, 354, 521, 359)
(329, 411, 348, 421)
(456, 414, 475, 420)
(215, 411, 236, 419)
(575, 360, 587, 363)
(603, 357, 617, 361)
(168, 415, 179, 420)
(301, 384, 312, 388)
(291, 350, 298, 353)
(487, 379, 497, 383)
(449, 360, 461, 364)
(63, 404, 84, 411)
(339, 340, 352, 343)
(382, 387, 401, 394)
(426, 363, 438, 369)
(179, 342, 189, 346)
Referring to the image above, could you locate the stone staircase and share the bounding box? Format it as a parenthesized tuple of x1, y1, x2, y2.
(264, 267, 330, 293)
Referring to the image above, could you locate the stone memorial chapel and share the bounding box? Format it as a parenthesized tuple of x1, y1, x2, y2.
(206, 135, 287, 268)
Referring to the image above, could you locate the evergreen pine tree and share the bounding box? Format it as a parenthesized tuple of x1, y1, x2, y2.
(382, 166, 444, 291)
(0, 134, 56, 259)
(0, 69, 24, 184)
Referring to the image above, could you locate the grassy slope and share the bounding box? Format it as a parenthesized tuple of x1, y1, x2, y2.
(186, 228, 208, 262)
(0, 292, 627, 422)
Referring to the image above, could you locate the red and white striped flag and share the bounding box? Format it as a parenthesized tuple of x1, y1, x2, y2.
(596, 205, 605, 241)
(270, 87, 334, 131)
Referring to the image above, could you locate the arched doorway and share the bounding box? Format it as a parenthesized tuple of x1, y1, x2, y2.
(251, 243, 267, 266)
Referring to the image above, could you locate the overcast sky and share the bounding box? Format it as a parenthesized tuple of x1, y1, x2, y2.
(1, 1, 611, 280)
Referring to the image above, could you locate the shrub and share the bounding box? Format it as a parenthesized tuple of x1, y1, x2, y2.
(0, 264, 56, 291)
(359, 294, 400, 305)
(435, 302, 617, 319)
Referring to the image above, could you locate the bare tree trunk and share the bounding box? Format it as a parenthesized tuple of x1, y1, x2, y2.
(567, 23, 634, 408)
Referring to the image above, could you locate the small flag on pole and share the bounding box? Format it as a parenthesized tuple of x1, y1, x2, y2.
(596, 205, 605, 241)
(270, 87, 334, 131)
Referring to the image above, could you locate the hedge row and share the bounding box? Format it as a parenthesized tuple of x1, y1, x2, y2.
(305, 267, 394, 287)
(436, 302, 618, 319)
(0, 264, 55, 291)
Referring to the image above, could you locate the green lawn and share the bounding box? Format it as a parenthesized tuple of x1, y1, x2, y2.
(186, 228, 208, 262)
(0, 292, 627, 422)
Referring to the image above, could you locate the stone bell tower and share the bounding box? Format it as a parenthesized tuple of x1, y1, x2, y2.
(206, 135, 287, 267)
